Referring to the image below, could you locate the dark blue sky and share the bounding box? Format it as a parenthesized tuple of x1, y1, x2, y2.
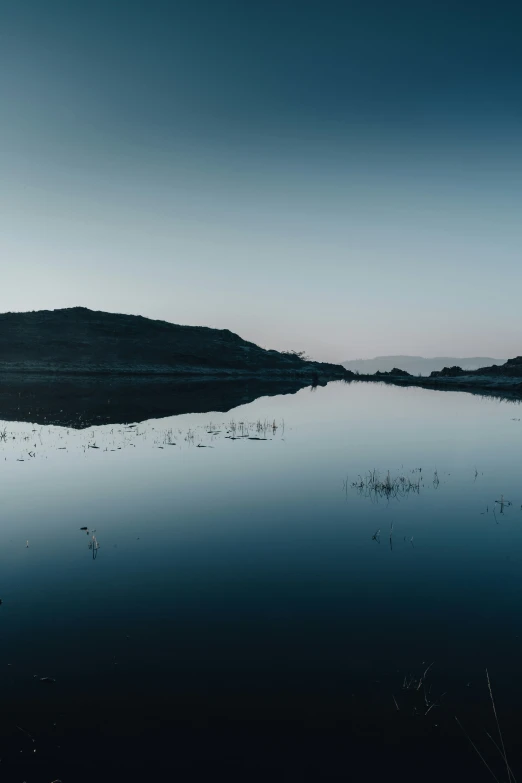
(1, 1, 521, 358)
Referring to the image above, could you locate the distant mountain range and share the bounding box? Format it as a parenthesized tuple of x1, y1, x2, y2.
(342, 355, 505, 376)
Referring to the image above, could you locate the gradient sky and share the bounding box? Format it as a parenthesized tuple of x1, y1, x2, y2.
(1, 0, 521, 361)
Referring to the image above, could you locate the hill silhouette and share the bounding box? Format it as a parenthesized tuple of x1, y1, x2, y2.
(0, 307, 349, 379)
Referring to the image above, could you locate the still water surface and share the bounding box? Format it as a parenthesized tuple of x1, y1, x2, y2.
(1, 381, 522, 780)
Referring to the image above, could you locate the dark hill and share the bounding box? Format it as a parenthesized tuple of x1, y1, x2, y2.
(430, 356, 522, 378)
(342, 355, 504, 376)
(0, 307, 350, 379)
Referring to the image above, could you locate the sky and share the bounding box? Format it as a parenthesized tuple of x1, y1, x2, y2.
(1, 0, 521, 362)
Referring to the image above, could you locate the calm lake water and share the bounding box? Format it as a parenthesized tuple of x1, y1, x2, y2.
(1, 381, 522, 781)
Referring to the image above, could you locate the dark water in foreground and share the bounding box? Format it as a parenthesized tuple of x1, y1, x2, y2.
(1, 381, 522, 781)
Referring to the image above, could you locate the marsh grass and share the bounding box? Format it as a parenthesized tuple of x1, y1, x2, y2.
(455, 670, 516, 783)
(225, 417, 282, 439)
(352, 469, 422, 500)
(394, 662, 447, 718)
(163, 428, 175, 445)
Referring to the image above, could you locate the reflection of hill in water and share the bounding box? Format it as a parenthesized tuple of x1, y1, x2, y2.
(0, 374, 325, 428)
(2, 374, 520, 429)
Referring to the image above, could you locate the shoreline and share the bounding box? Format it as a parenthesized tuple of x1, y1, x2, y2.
(357, 372, 522, 399)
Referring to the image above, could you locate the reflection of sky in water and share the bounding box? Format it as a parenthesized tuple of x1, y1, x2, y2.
(1, 381, 522, 731)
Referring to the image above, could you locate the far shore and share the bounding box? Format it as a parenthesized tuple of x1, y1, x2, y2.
(359, 372, 522, 399)
(1, 362, 521, 395)
(1, 361, 521, 398)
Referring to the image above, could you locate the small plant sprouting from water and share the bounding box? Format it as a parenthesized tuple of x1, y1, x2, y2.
(255, 419, 269, 435)
(402, 662, 434, 694)
(393, 662, 447, 718)
(352, 469, 422, 500)
(495, 494, 512, 515)
(88, 533, 100, 560)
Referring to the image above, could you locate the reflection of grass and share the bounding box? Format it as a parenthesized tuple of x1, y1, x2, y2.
(352, 469, 422, 500)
